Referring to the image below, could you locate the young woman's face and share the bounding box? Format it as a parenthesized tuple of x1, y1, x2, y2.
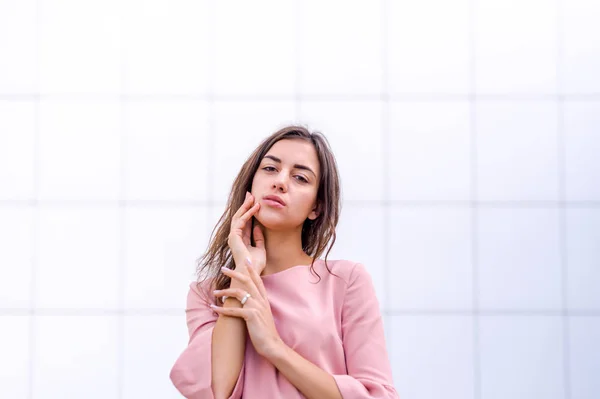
(251, 138, 320, 231)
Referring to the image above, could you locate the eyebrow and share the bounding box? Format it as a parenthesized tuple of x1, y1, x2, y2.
(262, 155, 316, 177)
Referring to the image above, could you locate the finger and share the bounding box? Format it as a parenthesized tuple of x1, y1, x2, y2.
(221, 267, 261, 298)
(253, 224, 265, 249)
(242, 216, 252, 246)
(213, 287, 253, 303)
(210, 304, 248, 320)
(245, 262, 268, 300)
(238, 202, 260, 227)
(232, 192, 254, 222)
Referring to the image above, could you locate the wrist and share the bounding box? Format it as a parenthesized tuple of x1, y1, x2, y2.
(263, 337, 287, 362)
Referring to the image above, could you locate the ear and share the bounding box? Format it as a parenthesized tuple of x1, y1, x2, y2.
(308, 202, 320, 221)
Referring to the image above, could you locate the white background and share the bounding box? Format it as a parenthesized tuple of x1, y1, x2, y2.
(1, 0, 599, 398)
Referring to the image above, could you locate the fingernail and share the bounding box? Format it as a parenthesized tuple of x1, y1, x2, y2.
(210, 304, 216, 308)
(245, 192, 249, 200)
(246, 257, 252, 265)
(221, 266, 227, 271)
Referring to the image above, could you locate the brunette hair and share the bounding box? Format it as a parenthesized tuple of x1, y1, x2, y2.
(195, 125, 342, 304)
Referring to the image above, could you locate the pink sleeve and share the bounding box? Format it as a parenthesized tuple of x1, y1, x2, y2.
(332, 263, 400, 398)
(170, 281, 245, 399)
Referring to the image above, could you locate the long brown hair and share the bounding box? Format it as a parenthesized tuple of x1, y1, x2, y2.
(196, 125, 342, 304)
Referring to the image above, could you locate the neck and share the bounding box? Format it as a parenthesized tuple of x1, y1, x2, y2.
(258, 223, 312, 276)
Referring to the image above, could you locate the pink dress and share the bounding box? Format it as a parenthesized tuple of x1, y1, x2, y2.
(169, 259, 399, 398)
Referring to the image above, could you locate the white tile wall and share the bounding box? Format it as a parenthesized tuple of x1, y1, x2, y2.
(389, 207, 473, 310)
(562, 0, 600, 94)
(479, 316, 565, 399)
(389, 101, 471, 201)
(0, 100, 35, 200)
(389, 315, 475, 399)
(0, 1, 37, 94)
(0, 0, 598, 398)
(214, 0, 296, 96)
(36, 207, 121, 309)
(569, 317, 600, 399)
(564, 101, 600, 201)
(0, 316, 30, 399)
(475, 101, 559, 202)
(122, 315, 188, 399)
(299, 0, 383, 95)
(32, 315, 120, 399)
(388, 0, 470, 95)
(123, 101, 209, 201)
(566, 209, 600, 310)
(477, 208, 562, 310)
(474, 0, 558, 94)
(122, 0, 210, 96)
(0, 208, 34, 308)
(39, 0, 122, 95)
(38, 100, 121, 200)
(123, 207, 207, 309)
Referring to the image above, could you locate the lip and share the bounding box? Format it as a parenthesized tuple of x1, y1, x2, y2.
(263, 195, 286, 207)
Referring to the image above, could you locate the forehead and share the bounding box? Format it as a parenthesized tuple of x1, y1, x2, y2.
(264, 139, 319, 172)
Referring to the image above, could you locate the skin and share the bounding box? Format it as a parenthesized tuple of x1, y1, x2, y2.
(251, 138, 321, 276)
(211, 138, 343, 399)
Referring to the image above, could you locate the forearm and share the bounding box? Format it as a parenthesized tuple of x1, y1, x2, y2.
(211, 267, 249, 399)
(264, 341, 343, 399)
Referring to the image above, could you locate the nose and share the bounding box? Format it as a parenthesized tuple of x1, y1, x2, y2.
(272, 170, 288, 192)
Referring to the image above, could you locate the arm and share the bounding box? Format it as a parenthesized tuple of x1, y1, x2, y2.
(169, 275, 248, 399)
(264, 263, 399, 399)
(212, 269, 251, 399)
(265, 341, 343, 399)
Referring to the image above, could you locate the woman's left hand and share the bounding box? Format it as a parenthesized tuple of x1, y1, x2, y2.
(211, 263, 283, 358)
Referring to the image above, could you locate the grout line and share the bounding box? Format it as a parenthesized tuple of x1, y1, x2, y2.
(557, 0, 572, 397)
(206, 0, 216, 274)
(3, 308, 599, 316)
(384, 309, 600, 316)
(469, 0, 481, 398)
(2, 93, 600, 101)
(27, 0, 42, 397)
(294, 0, 301, 121)
(381, 0, 391, 328)
(3, 199, 600, 207)
(117, 4, 127, 397)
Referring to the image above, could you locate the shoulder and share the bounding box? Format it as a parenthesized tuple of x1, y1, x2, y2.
(319, 258, 369, 286)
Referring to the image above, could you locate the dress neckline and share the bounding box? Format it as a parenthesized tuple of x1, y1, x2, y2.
(260, 259, 322, 279)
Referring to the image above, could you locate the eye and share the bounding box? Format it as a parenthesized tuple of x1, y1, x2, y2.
(262, 167, 309, 183)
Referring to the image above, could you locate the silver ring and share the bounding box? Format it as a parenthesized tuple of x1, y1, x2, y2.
(240, 293, 251, 305)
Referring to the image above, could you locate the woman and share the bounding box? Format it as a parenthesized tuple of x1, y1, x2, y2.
(170, 126, 399, 399)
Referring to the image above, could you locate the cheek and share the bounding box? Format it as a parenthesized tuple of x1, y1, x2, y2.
(295, 191, 317, 213)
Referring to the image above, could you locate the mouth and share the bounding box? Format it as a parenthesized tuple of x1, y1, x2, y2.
(263, 195, 286, 208)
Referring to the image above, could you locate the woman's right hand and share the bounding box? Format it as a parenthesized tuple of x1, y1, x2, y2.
(227, 191, 267, 274)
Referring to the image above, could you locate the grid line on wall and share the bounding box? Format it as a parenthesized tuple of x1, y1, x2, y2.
(294, 0, 301, 121)
(26, 0, 41, 398)
(4, 308, 600, 316)
(557, 0, 572, 397)
(5, 200, 600, 208)
(116, 2, 127, 397)
(3, 93, 600, 101)
(469, 0, 481, 398)
(381, 0, 393, 356)
(206, 0, 216, 257)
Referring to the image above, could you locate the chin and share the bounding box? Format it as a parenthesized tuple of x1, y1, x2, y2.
(255, 213, 298, 231)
